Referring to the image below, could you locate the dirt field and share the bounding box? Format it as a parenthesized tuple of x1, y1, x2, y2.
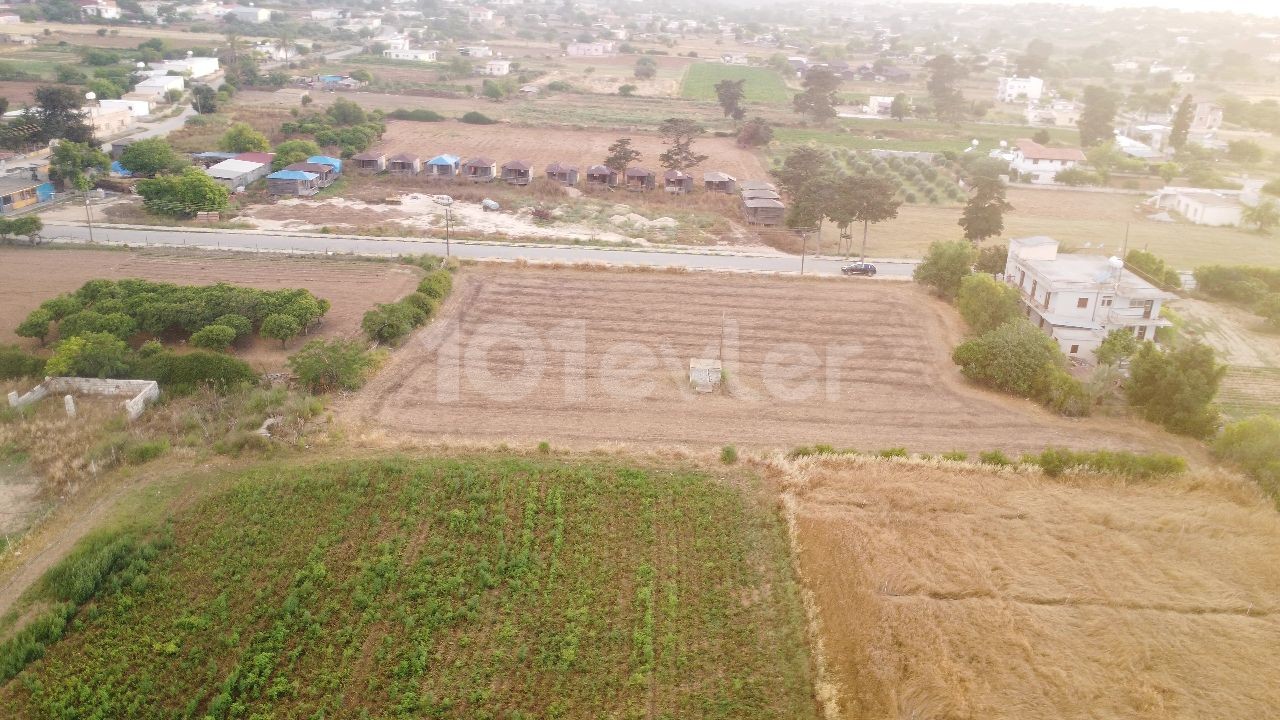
(0, 247, 420, 370)
(344, 266, 1192, 454)
(787, 456, 1280, 719)
(373, 119, 769, 183)
(0, 81, 50, 107)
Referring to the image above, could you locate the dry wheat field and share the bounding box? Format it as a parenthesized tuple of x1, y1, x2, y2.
(345, 266, 1185, 453)
(786, 456, 1280, 720)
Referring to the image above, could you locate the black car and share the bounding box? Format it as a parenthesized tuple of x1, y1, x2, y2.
(841, 262, 877, 277)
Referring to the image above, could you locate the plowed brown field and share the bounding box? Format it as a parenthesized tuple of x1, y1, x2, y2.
(346, 266, 1188, 453)
(788, 456, 1280, 720)
(0, 247, 419, 369)
(375, 119, 769, 182)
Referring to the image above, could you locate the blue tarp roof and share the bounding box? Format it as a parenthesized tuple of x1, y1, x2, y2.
(307, 155, 342, 171)
(268, 170, 319, 180)
(110, 161, 133, 177)
(428, 154, 459, 165)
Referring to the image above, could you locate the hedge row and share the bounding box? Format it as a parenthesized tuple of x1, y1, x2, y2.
(361, 264, 453, 345)
(784, 445, 1187, 479)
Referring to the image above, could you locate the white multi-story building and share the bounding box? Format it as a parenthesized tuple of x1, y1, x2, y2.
(458, 45, 493, 57)
(481, 59, 512, 76)
(1005, 236, 1174, 359)
(227, 6, 271, 23)
(995, 76, 1043, 103)
(384, 48, 438, 62)
(79, 0, 122, 19)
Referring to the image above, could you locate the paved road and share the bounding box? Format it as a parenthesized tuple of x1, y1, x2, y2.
(40, 222, 919, 277)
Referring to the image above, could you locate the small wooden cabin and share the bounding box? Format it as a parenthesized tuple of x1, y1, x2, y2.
(351, 152, 386, 173)
(703, 171, 737, 194)
(663, 169, 694, 194)
(283, 162, 336, 187)
(546, 162, 579, 186)
(387, 153, 421, 175)
(501, 160, 532, 185)
(462, 157, 498, 182)
(741, 188, 781, 201)
(743, 197, 785, 226)
(425, 154, 460, 178)
(585, 164, 614, 188)
(266, 169, 319, 196)
(624, 167, 656, 191)
(738, 180, 777, 193)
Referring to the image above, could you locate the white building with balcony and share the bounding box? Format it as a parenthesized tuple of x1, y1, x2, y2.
(1005, 236, 1175, 360)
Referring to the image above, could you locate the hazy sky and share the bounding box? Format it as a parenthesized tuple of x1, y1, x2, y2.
(916, 0, 1280, 17)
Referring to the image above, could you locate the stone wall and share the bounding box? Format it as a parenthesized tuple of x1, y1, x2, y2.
(7, 377, 160, 421)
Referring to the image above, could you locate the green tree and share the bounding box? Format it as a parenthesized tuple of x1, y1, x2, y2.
(826, 174, 901, 260)
(736, 117, 773, 147)
(1016, 38, 1053, 76)
(792, 66, 840, 123)
(1125, 249, 1182, 290)
(1170, 94, 1192, 150)
(774, 146, 835, 230)
(657, 118, 708, 173)
(957, 274, 1021, 334)
(190, 324, 236, 351)
(958, 176, 1013, 243)
(1125, 341, 1224, 438)
(212, 314, 252, 340)
(86, 78, 123, 100)
(28, 86, 95, 147)
(271, 139, 322, 171)
(926, 54, 967, 124)
(16, 309, 53, 346)
(1085, 142, 1122, 182)
(119, 138, 187, 177)
(952, 319, 1067, 398)
(714, 78, 746, 120)
(349, 68, 373, 83)
(1096, 329, 1140, 365)
(634, 56, 657, 80)
(136, 167, 230, 218)
(260, 313, 301, 348)
(1213, 416, 1280, 501)
(361, 303, 415, 345)
(287, 339, 375, 393)
(48, 141, 109, 189)
(914, 240, 977, 300)
(889, 93, 909, 121)
(1244, 199, 1280, 234)
(192, 84, 218, 114)
(603, 137, 641, 175)
(617, 84, 637, 97)
(1227, 139, 1264, 164)
(1032, 128, 1051, 145)
(975, 244, 1008, 275)
(1078, 85, 1119, 147)
(1158, 162, 1180, 183)
(219, 122, 270, 153)
(45, 332, 130, 378)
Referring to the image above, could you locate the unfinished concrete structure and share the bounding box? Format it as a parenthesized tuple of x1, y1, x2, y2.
(8, 378, 160, 421)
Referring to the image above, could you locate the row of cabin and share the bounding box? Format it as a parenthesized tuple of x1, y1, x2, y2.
(739, 180, 785, 226)
(265, 156, 344, 197)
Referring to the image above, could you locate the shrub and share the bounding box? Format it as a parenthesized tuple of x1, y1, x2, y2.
(952, 320, 1065, 399)
(1096, 329, 1140, 366)
(387, 108, 445, 122)
(1024, 447, 1187, 479)
(124, 439, 169, 465)
(417, 270, 454, 300)
(1213, 416, 1280, 504)
(1126, 250, 1181, 290)
(133, 350, 257, 394)
(59, 311, 136, 341)
(287, 339, 375, 393)
(1040, 369, 1091, 417)
(15, 309, 53, 345)
(977, 450, 1012, 466)
(1259, 293, 1280, 330)
(720, 445, 738, 464)
(0, 344, 44, 379)
(403, 292, 439, 318)
(878, 447, 908, 458)
(537, 441, 552, 454)
(1054, 168, 1102, 186)
(1193, 265, 1280, 304)
(460, 111, 496, 125)
(45, 332, 130, 378)
(39, 294, 84, 320)
(190, 324, 236, 351)
(974, 244, 1008, 275)
(957, 274, 1021, 334)
(1125, 341, 1224, 438)
(941, 450, 968, 461)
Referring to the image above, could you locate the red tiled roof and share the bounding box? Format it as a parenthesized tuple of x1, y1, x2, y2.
(1015, 139, 1085, 162)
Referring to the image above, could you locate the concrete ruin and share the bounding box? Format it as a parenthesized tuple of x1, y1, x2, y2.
(688, 358, 723, 394)
(7, 377, 160, 421)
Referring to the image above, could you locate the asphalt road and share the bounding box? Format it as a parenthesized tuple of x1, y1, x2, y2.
(39, 222, 920, 277)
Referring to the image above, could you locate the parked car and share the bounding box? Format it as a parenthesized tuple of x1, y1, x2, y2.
(841, 262, 877, 276)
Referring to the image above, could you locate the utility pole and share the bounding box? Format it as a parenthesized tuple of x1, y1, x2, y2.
(799, 229, 807, 275)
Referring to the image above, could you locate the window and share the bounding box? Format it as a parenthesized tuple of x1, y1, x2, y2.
(1137, 326, 1147, 340)
(1069, 344, 1079, 354)
(1077, 297, 1089, 309)
(1101, 296, 1113, 307)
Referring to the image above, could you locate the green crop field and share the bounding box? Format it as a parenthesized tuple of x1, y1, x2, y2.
(680, 63, 791, 104)
(0, 456, 816, 720)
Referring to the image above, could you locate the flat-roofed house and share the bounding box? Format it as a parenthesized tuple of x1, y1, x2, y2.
(0, 177, 54, 214)
(1158, 189, 1244, 227)
(205, 158, 269, 190)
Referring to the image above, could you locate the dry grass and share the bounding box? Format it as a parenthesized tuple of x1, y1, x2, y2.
(782, 455, 1280, 720)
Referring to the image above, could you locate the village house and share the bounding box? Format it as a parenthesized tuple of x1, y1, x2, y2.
(1025, 99, 1080, 127)
(1005, 236, 1174, 359)
(82, 105, 134, 138)
(266, 169, 319, 196)
(307, 155, 343, 175)
(703, 171, 736, 194)
(459, 46, 494, 57)
(227, 5, 271, 22)
(79, 0, 121, 19)
(585, 164, 615, 188)
(501, 160, 532, 185)
(384, 48, 439, 62)
(462, 157, 498, 182)
(1156, 188, 1244, 227)
(468, 6, 494, 23)
(284, 162, 337, 187)
(205, 158, 270, 191)
(867, 95, 896, 115)
(351, 152, 387, 173)
(387, 153, 421, 175)
(481, 60, 512, 76)
(98, 98, 153, 118)
(663, 170, 694, 194)
(742, 198, 784, 226)
(1004, 139, 1085, 184)
(546, 162, 579, 186)
(995, 76, 1044, 103)
(624, 167, 656, 191)
(567, 41, 614, 56)
(0, 177, 54, 215)
(741, 188, 781, 201)
(738, 180, 777, 193)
